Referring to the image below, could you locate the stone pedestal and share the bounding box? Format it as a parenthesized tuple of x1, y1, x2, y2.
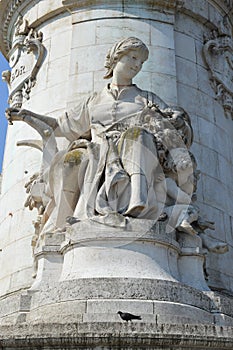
(31, 221, 210, 292)
(60, 221, 180, 281)
(0, 223, 232, 348)
(26, 223, 222, 330)
(14, 221, 231, 349)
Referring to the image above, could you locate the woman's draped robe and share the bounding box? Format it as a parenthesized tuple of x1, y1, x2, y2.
(42, 84, 192, 232)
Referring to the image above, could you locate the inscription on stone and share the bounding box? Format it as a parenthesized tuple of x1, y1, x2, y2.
(1, 16, 45, 108)
(10, 65, 26, 83)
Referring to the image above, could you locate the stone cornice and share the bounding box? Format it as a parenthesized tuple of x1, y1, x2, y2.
(180, 0, 233, 25)
(0, 0, 24, 56)
(62, 0, 184, 10)
(0, 0, 65, 58)
(222, 0, 233, 12)
(209, 0, 233, 18)
(61, 0, 233, 15)
(0, 0, 182, 57)
(0, 0, 232, 57)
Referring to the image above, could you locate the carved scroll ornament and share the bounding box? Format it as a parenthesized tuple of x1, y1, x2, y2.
(2, 16, 45, 108)
(203, 17, 233, 119)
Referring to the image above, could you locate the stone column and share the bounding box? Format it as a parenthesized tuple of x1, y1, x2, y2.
(0, 1, 232, 348)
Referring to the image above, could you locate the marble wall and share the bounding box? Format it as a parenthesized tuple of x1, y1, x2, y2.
(0, 0, 232, 297)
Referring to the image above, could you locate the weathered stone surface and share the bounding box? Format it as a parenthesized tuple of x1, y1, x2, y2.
(0, 321, 233, 349)
(0, 1, 233, 348)
(0, 0, 232, 298)
(29, 278, 213, 310)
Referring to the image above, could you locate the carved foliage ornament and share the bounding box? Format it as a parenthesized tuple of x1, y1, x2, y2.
(203, 16, 233, 119)
(2, 16, 45, 109)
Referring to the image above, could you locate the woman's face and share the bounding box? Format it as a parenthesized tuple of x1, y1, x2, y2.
(113, 49, 145, 80)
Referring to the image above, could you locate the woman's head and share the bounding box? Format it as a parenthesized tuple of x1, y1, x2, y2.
(104, 37, 149, 79)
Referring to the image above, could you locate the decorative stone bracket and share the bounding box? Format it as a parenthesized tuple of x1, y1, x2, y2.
(2, 16, 45, 108)
(203, 16, 233, 119)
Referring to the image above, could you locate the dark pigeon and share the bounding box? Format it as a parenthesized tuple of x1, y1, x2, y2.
(66, 216, 79, 225)
(158, 212, 168, 221)
(117, 311, 142, 322)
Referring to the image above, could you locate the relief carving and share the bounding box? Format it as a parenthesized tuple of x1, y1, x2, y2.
(2, 16, 45, 109)
(2, 0, 24, 52)
(203, 16, 233, 119)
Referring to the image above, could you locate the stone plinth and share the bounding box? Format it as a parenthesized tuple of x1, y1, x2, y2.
(1, 322, 233, 350)
(60, 220, 180, 281)
(0, 221, 233, 348)
(1, 277, 233, 349)
(30, 221, 209, 291)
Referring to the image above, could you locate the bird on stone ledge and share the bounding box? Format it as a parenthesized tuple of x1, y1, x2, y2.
(117, 311, 142, 322)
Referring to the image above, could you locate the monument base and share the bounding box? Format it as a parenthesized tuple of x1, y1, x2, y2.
(32, 219, 209, 291)
(0, 279, 233, 349)
(0, 222, 232, 349)
(0, 321, 233, 349)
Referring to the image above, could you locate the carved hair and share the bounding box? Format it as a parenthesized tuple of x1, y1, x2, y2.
(104, 37, 149, 79)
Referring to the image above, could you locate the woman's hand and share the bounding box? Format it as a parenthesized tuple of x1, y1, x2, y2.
(5, 107, 59, 131)
(5, 107, 26, 124)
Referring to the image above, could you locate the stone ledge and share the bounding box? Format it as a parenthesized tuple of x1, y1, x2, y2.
(0, 322, 233, 349)
(29, 278, 214, 312)
(0, 293, 31, 318)
(62, 0, 183, 11)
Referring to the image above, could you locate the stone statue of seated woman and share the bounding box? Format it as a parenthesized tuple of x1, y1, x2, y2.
(6, 37, 226, 259)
